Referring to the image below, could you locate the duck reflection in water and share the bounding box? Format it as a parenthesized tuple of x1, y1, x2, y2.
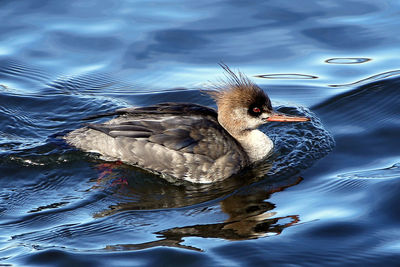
(89, 161, 302, 252)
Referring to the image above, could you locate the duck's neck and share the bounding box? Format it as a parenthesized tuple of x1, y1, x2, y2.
(234, 129, 273, 163)
(217, 108, 273, 163)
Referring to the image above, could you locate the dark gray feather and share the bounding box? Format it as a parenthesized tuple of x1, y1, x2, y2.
(83, 102, 218, 121)
(66, 103, 249, 183)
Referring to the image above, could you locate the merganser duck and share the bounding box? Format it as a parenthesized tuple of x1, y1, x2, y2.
(65, 64, 309, 183)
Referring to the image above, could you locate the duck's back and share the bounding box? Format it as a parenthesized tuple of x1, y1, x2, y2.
(65, 103, 249, 183)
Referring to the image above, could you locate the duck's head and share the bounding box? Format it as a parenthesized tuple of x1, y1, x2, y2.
(206, 64, 309, 136)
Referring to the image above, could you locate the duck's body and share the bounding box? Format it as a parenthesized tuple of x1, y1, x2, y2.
(66, 103, 251, 183)
(65, 65, 308, 183)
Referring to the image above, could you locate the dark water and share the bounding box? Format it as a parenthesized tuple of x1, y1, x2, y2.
(1, 1, 400, 266)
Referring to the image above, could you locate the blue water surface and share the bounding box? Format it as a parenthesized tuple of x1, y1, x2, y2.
(1, 0, 400, 266)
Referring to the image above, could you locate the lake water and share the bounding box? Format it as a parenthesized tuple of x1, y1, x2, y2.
(1, 0, 400, 266)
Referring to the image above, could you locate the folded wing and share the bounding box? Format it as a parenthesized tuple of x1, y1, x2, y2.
(66, 103, 249, 183)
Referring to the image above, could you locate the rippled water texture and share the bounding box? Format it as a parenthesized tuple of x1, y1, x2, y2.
(1, 0, 400, 266)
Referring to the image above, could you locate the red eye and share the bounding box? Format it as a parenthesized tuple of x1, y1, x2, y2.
(253, 107, 261, 113)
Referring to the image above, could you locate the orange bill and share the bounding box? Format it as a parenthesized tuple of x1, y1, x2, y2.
(267, 112, 310, 122)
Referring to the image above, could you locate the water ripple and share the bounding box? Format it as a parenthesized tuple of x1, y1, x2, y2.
(255, 73, 318, 80)
(0, 58, 50, 83)
(325, 57, 371, 64)
(329, 70, 400, 87)
(338, 163, 400, 180)
(48, 72, 157, 96)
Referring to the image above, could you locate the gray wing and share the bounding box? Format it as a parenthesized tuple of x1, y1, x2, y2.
(83, 102, 219, 121)
(86, 115, 232, 158)
(65, 106, 249, 183)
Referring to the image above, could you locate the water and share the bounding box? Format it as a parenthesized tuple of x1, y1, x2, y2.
(1, 0, 400, 266)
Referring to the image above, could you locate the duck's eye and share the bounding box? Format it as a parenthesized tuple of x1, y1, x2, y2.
(253, 107, 261, 113)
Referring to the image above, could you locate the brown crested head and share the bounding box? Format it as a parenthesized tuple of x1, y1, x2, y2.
(203, 63, 276, 135)
(204, 64, 310, 138)
(206, 63, 272, 116)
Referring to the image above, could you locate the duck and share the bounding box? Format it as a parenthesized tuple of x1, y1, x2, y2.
(65, 64, 309, 183)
